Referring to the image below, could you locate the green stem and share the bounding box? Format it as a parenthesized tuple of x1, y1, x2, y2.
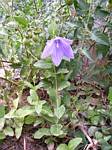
(53, 66, 59, 109)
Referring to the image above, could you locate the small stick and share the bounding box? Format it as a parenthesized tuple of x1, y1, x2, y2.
(74, 124, 98, 150)
(23, 136, 27, 150)
(79, 125, 98, 150)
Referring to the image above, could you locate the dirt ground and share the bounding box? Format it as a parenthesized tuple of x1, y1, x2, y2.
(0, 126, 48, 150)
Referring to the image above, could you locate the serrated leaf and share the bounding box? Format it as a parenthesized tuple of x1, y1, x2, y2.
(68, 138, 82, 150)
(91, 32, 109, 46)
(96, 44, 109, 56)
(81, 48, 93, 61)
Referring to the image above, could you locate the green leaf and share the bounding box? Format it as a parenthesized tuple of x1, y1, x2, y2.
(37, 0, 43, 7)
(96, 44, 109, 56)
(78, 0, 89, 10)
(4, 109, 16, 119)
(0, 132, 5, 140)
(68, 138, 82, 150)
(14, 106, 35, 117)
(57, 69, 69, 74)
(54, 105, 65, 119)
(48, 20, 58, 36)
(14, 117, 24, 128)
(13, 97, 19, 109)
(14, 16, 29, 27)
(74, 0, 79, 8)
(81, 48, 93, 62)
(86, 0, 92, 3)
(0, 29, 7, 39)
(91, 32, 109, 46)
(34, 128, 51, 139)
(95, 131, 103, 140)
(65, 0, 73, 5)
(4, 127, 14, 136)
(57, 144, 68, 150)
(24, 81, 34, 89)
(0, 47, 4, 56)
(108, 87, 112, 103)
(0, 105, 5, 118)
(27, 89, 39, 105)
(34, 60, 52, 69)
(58, 81, 70, 91)
(34, 118, 43, 126)
(35, 101, 46, 115)
(42, 115, 57, 123)
(95, 6, 109, 18)
(91, 115, 100, 125)
(48, 88, 57, 102)
(50, 124, 64, 136)
(42, 104, 54, 117)
(15, 127, 22, 139)
(25, 115, 36, 125)
(0, 118, 5, 130)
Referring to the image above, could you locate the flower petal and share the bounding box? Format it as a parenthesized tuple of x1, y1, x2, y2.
(51, 43, 64, 66)
(41, 40, 54, 59)
(60, 40, 74, 60)
(56, 37, 73, 45)
(41, 37, 74, 66)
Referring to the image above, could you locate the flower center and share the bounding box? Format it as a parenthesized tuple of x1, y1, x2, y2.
(55, 39, 60, 48)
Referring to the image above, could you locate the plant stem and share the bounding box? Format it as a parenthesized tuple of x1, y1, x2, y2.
(53, 66, 59, 109)
(0, 77, 18, 86)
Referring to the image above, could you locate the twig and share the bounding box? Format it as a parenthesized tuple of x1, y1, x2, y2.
(74, 124, 98, 150)
(23, 136, 27, 150)
(56, 4, 66, 12)
(89, 42, 96, 51)
(0, 77, 18, 86)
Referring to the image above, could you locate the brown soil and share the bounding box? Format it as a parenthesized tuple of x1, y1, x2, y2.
(0, 126, 48, 150)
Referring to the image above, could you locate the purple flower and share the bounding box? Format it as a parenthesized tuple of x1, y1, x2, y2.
(41, 37, 74, 66)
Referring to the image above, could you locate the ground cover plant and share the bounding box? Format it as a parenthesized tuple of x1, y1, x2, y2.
(0, 0, 112, 149)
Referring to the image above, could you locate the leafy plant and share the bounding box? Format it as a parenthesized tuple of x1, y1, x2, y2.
(0, 0, 112, 149)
